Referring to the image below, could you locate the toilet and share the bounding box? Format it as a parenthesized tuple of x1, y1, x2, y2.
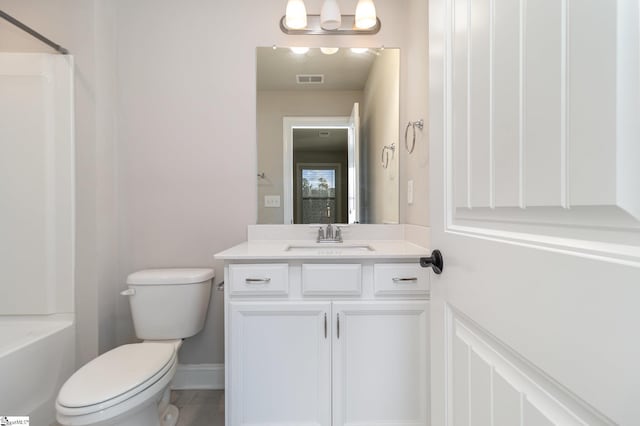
(56, 268, 214, 426)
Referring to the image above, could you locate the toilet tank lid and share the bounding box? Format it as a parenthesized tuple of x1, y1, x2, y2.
(126, 268, 214, 285)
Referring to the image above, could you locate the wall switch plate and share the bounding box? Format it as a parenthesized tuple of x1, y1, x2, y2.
(407, 180, 414, 205)
(264, 195, 281, 208)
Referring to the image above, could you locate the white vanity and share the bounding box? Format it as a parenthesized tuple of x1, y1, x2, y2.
(215, 225, 431, 426)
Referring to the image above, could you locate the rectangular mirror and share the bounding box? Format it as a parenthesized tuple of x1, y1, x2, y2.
(257, 46, 400, 224)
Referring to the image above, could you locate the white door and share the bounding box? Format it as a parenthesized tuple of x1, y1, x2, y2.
(347, 102, 360, 223)
(332, 301, 429, 426)
(229, 302, 332, 426)
(430, 0, 640, 425)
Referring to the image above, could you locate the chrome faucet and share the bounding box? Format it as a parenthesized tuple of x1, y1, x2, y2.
(316, 223, 343, 243)
(326, 223, 334, 240)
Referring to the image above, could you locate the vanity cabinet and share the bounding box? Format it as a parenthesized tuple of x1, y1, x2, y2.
(225, 262, 430, 426)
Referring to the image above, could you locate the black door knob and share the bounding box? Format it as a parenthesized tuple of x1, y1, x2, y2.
(420, 250, 444, 274)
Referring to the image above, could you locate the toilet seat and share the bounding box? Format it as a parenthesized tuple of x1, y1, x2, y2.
(57, 342, 177, 417)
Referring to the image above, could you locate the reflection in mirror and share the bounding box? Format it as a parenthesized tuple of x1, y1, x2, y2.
(294, 128, 347, 224)
(256, 47, 399, 224)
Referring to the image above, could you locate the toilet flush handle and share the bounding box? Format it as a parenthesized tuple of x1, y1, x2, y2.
(120, 288, 136, 296)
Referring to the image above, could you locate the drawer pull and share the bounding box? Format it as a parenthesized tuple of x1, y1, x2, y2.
(392, 277, 418, 283)
(245, 278, 272, 284)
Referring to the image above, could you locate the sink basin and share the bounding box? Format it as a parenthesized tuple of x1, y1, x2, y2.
(285, 243, 375, 252)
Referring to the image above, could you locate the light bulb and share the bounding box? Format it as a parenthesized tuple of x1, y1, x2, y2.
(286, 0, 307, 29)
(320, 47, 339, 55)
(350, 48, 369, 54)
(320, 0, 341, 30)
(355, 0, 377, 29)
(290, 47, 310, 54)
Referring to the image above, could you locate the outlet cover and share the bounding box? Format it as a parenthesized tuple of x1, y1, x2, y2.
(264, 195, 281, 208)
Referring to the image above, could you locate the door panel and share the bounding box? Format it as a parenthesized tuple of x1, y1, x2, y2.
(449, 0, 630, 227)
(523, 0, 563, 207)
(430, 0, 640, 424)
(332, 301, 429, 426)
(492, 0, 521, 208)
(451, 310, 612, 425)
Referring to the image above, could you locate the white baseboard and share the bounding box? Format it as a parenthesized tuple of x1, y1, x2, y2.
(171, 363, 225, 390)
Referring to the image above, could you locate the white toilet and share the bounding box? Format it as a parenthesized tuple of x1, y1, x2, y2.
(56, 268, 214, 426)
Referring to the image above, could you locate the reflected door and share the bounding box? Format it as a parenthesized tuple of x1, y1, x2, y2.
(348, 102, 360, 223)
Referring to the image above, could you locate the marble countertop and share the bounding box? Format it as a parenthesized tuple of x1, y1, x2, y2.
(214, 239, 429, 261)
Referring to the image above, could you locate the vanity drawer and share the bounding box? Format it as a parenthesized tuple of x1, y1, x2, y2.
(229, 264, 289, 296)
(374, 263, 430, 297)
(302, 264, 362, 296)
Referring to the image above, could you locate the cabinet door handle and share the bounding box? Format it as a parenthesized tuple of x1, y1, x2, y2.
(245, 278, 271, 284)
(324, 313, 327, 339)
(392, 277, 418, 283)
(337, 313, 340, 339)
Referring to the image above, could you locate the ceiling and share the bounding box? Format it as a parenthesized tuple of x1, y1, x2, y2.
(293, 128, 348, 152)
(257, 47, 378, 91)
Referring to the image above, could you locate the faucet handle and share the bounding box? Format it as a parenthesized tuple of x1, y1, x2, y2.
(317, 226, 325, 242)
(335, 227, 343, 242)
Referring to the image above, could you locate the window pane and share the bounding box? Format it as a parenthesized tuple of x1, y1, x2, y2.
(302, 169, 336, 198)
(301, 168, 337, 223)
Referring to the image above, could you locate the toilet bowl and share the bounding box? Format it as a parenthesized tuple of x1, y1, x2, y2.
(56, 268, 214, 426)
(56, 341, 179, 426)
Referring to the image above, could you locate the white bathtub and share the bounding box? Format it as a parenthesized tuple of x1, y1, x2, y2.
(0, 315, 75, 426)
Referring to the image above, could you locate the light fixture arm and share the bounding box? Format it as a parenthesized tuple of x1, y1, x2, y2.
(280, 14, 381, 35)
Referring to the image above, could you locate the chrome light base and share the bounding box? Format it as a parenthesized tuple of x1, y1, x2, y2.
(280, 14, 381, 35)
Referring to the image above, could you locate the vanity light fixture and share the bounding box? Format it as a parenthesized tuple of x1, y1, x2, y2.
(281, 0, 381, 35)
(350, 47, 369, 54)
(320, 47, 339, 55)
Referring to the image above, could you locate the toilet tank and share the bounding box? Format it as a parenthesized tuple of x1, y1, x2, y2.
(124, 268, 214, 340)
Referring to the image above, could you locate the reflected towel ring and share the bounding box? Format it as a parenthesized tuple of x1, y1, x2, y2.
(404, 119, 424, 154)
(381, 143, 396, 169)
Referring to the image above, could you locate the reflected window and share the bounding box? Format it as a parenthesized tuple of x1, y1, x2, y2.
(296, 165, 341, 223)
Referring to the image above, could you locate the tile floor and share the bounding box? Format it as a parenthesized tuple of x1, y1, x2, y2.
(172, 390, 225, 426)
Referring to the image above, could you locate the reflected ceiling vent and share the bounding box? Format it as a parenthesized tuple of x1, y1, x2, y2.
(296, 74, 324, 84)
(319, 130, 331, 137)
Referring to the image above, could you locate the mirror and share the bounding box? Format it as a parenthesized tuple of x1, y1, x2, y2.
(256, 47, 400, 224)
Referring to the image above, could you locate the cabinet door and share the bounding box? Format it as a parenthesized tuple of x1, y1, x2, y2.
(229, 301, 331, 426)
(332, 301, 429, 426)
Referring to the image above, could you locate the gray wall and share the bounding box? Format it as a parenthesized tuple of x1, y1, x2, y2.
(0, 0, 429, 367)
(257, 89, 362, 224)
(401, 0, 430, 226)
(362, 49, 401, 224)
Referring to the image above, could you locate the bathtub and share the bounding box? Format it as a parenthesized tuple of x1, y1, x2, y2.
(0, 315, 75, 426)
